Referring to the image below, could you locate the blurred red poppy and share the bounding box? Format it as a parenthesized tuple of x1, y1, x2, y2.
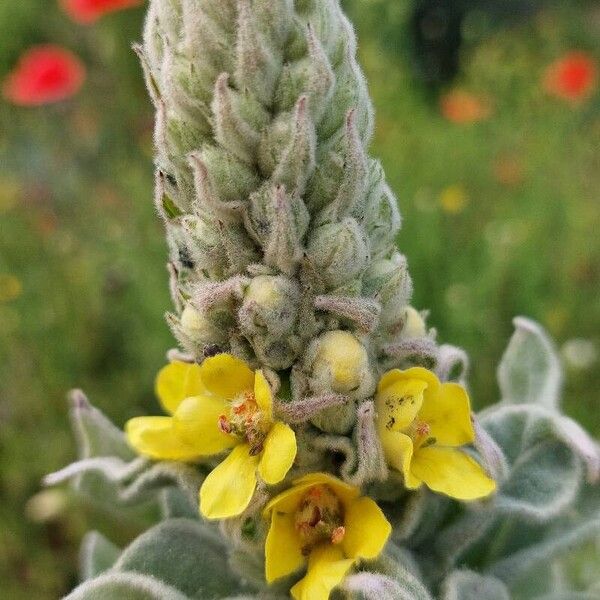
(2, 46, 85, 106)
(440, 90, 491, 124)
(543, 52, 597, 103)
(60, 0, 143, 24)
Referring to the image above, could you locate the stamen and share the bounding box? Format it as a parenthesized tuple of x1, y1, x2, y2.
(220, 391, 269, 453)
(416, 421, 431, 437)
(218, 415, 232, 434)
(331, 526, 345, 544)
(294, 485, 345, 555)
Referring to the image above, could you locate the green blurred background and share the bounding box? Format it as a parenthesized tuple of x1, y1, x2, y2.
(0, 0, 598, 597)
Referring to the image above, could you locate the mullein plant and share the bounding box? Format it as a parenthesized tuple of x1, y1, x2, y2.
(47, 1, 600, 599)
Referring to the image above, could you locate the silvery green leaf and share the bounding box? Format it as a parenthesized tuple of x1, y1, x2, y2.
(79, 531, 121, 581)
(69, 390, 136, 461)
(65, 571, 189, 600)
(441, 570, 510, 600)
(487, 485, 600, 587)
(346, 543, 432, 600)
(497, 317, 562, 409)
(117, 462, 204, 508)
(159, 488, 199, 520)
(533, 594, 600, 600)
(480, 404, 583, 521)
(342, 573, 428, 600)
(433, 509, 497, 574)
(114, 518, 245, 598)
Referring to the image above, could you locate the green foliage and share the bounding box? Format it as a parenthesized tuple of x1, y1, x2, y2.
(79, 531, 121, 581)
(113, 519, 245, 598)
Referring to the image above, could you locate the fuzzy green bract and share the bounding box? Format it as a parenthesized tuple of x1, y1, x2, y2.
(47, 1, 600, 598)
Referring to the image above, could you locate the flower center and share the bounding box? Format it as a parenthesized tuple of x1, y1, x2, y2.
(218, 391, 268, 455)
(406, 419, 436, 448)
(294, 485, 345, 555)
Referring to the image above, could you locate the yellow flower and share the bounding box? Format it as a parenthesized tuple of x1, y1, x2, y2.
(126, 355, 297, 519)
(375, 367, 496, 500)
(263, 473, 391, 600)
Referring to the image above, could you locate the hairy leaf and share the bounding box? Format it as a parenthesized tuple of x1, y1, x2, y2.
(441, 570, 510, 600)
(79, 531, 121, 581)
(497, 317, 561, 409)
(65, 571, 189, 600)
(114, 518, 245, 598)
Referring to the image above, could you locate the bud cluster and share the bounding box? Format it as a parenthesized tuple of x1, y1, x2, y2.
(141, 0, 436, 436)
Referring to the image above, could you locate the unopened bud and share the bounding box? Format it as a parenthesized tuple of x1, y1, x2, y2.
(179, 304, 228, 347)
(401, 306, 427, 339)
(306, 218, 369, 289)
(363, 253, 412, 329)
(239, 276, 301, 370)
(306, 330, 375, 399)
(240, 276, 299, 337)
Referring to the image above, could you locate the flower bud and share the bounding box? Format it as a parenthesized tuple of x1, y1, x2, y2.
(309, 330, 373, 395)
(240, 276, 299, 336)
(306, 218, 369, 289)
(239, 276, 301, 370)
(178, 304, 228, 348)
(300, 330, 375, 434)
(363, 253, 412, 329)
(401, 306, 427, 339)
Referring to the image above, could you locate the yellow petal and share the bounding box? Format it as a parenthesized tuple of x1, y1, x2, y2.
(290, 545, 354, 600)
(263, 481, 316, 516)
(255, 370, 273, 423)
(418, 382, 475, 447)
(263, 473, 359, 517)
(376, 378, 427, 432)
(155, 361, 205, 414)
(265, 510, 305, 583)
(173, 395, 237, 455)
(258, 422, 297, 485)
(198, 354, 254, 399)
(126, 417, 200, 460)
(379, 430, 421, 489)
(343, 496, 391, 560)
(377, 367, 441, 398)
(199, 443, 260, 519)
(292, 473, 360, 506)
(411, 446, 496, 500)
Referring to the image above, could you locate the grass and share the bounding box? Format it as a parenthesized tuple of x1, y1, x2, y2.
(0, 1, 598, 597)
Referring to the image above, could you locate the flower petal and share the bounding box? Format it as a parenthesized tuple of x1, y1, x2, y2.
(411, 446, 496, 500)
(258, 422, 297, 485)
(379, 430, 421, 489)
(418, 382, 475, 447)
(290, 545, 354, 600)
(173, 395, 237, 455)
(343, 496, 391, 560)
(198, 354, 254, 399)
(199, 443, 259, 519)
(265, 510, 305, 583)
(292, 473, 360, 506)
(155, 361, 205, 414)
(377, 367, 441, 397)
(376, 378, 427, 432)
(263, 482, 315, 516)
(254, 370, 273, 422)
(126, 416, 200, 460)
(263, 473, 360, 517)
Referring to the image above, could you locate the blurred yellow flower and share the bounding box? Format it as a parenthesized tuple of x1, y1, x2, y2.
(0, 274, 23, 303)
(375, 368, 495, 500)
(126, 355, 297, 519)
(439, 185, 468, 214)
(263, 473, 391, 600)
